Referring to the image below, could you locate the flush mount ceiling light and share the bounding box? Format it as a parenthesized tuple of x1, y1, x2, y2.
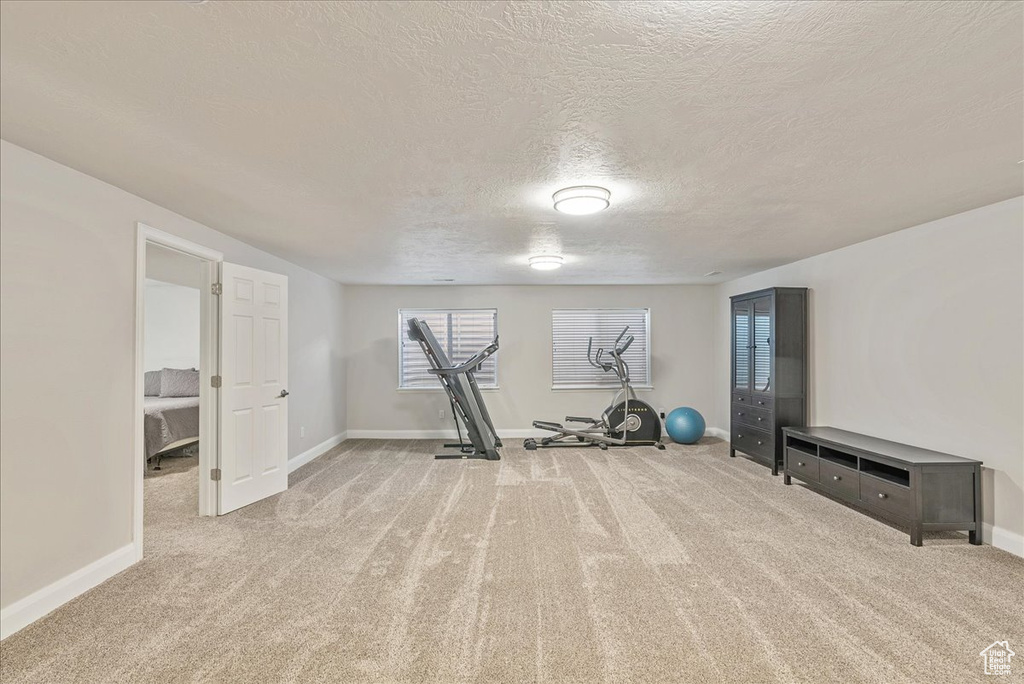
(529, 255, 564, 271)
(552, 186, 610, 215)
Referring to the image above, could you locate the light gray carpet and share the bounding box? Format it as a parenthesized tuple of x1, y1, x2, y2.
(2, 439, 1021, 683)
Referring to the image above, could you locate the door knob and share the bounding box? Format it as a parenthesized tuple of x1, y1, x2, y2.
(279, 390, 290, 398)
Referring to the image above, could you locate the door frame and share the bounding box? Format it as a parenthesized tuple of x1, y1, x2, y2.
(133, 223, 223, 561)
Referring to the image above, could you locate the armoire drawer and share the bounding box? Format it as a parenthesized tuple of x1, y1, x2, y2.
(732, 392, 751, 405)
(733, 404, 772, 429)
(732, 424, 773, 461)
(749, 395, 773, 411)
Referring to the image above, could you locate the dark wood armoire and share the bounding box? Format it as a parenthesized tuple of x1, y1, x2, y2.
(730, 287, 808, 475)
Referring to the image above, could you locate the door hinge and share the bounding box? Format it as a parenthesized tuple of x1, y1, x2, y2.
(211, 283, 223, 295)
(210, 468, 222, 481)
(211, 375, 222, 388)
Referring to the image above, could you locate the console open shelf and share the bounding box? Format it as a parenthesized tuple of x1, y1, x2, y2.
(786, 437, 818, 457)
(818, 446, 857, 470)
(860, 458, 911, 487)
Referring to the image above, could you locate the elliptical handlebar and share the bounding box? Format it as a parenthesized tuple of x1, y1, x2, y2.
(614, 334, 634, 356)
(586, 337, 610, 371)
(587, 327, 632, 373)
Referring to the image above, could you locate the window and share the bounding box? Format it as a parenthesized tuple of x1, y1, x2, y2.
(399, 309, 498, 389)
(551, 309, 651, 389)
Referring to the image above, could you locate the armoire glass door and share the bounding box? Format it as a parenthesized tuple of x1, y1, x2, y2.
(733, 301, 752, 391)
(752, 296, 772, 392)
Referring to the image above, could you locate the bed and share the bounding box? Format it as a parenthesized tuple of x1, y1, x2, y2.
(144, 369, 201, 468)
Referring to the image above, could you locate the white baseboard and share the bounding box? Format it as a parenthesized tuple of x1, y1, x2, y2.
(1, 542, 136, 640)
(984, 523, 1024, 558)
(347, 427, 732, 442)
(288, 431, 348, 474)
(705, 427, 729, 440)
(347, 428, 556, 440)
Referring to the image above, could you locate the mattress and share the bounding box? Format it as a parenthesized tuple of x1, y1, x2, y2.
(144, 395, 200, 459)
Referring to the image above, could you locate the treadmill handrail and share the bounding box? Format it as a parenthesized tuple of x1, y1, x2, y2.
(427, 336, 499, 375)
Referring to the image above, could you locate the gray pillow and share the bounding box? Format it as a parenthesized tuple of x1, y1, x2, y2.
(160, 368, 200, 397)
(144, 370, 161, 396)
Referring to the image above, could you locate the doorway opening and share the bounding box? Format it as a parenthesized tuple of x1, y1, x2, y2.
(134, 224, 222, 560)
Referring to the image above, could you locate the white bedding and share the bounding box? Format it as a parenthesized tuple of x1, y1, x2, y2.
(144, 395, 200, 459)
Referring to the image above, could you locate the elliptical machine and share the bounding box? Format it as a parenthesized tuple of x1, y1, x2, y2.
(524, 327, 664, 451)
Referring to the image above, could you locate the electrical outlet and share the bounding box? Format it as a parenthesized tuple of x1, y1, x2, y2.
(438, 408, 446, 420)
(300, 426, 305, 439)
(658, 408, 666, 420)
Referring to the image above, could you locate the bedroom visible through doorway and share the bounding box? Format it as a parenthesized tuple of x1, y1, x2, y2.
(134, 225, 223, 561)
(143, 244, 203, 488)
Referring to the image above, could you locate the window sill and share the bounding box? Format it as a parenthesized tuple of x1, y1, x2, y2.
(551, 385, 654, 392)
(397, 386, 501, 392)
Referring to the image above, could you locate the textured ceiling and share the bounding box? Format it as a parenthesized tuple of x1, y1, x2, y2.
(1, 1, 1021, 285)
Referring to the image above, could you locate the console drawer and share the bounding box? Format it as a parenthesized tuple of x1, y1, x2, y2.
(732, 424, 773, 461)
(819, 460, 858, 498)
(860, 473, 914, 520)
(787, 450, 819, 483)
(733, 404, 772, 429)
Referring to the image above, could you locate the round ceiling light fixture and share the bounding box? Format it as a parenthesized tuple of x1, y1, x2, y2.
(552, 185, 610, 215)
(529, 255, 564, 271)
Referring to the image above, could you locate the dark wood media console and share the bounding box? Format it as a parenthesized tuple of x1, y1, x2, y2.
(781, 426, 982, 547)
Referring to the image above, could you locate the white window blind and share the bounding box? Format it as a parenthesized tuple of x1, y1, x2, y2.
(399, 309, 498, 389)
(551, 309, 651, 389)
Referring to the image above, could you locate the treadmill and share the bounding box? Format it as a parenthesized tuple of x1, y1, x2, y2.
(406, 318, 502, 460)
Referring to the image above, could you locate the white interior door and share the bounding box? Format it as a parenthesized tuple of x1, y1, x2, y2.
(218, 262, 289, 514)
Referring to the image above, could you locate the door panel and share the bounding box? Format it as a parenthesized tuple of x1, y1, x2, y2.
(219, 262, 288, 514)
(732, 301, 752, 392)
(752, 295, 772, 393)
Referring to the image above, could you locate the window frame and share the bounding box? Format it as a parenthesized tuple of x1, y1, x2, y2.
(397, 308, 500, 391)
(550, 308, 653, 391)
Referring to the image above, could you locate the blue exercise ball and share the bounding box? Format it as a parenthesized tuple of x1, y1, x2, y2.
(665, 407, 706, 444)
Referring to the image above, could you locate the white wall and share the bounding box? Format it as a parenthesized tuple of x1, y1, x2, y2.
(144, 280, 200, 372)
(0, 141, 347, 615)
(146, 242, 202, 289)
(345, 285, 717, 436)
(714, 197, 1024, 554)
